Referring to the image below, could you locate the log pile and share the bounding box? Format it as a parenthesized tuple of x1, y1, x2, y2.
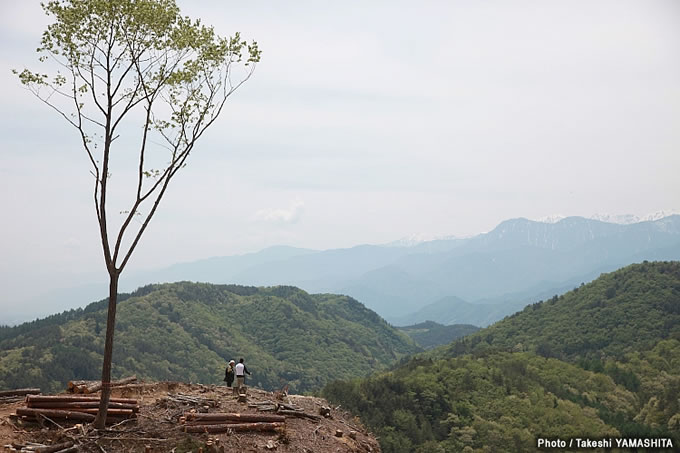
(249, 400, 322, 422)
(276, 409, 321, 422)
(162, 393, 220, 408)
(11, 395, 139, 425)
(179, 403, 323, 435)
(0, 388, 41, 404)
(181, 412, 286, 434)
(67, 375, 137, 394)
(249, 400, 278, 412)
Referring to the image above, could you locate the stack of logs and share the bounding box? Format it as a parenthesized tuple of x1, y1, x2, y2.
(181, 412, 286, 434)
(67, 376, 137, 394)
(0, 388, 41, 404)
(13, 395, 139, 425)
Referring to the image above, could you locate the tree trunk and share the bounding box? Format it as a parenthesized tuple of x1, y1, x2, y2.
(84, 374, 136, 394)
(185, 413, 285, 423)
(0, 388, 41, 397)
(27, 401, 139, 411)
(183, 422, 284, 434)
(16, 407, 96, 422)
(27, 395, 137, 404)
(94, 271, 119, 429)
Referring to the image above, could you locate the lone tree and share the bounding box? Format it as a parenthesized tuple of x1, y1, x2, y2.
(16, 0, 260, 428)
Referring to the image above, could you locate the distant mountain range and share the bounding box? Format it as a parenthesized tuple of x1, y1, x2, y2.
(535, 210, 679, 225)
(7, 214, 680, 327)
(132, 215, 680, 326)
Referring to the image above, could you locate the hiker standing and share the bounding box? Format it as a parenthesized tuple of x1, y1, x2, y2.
(235, 357, 251, 391)
(224, 360, 235, 387)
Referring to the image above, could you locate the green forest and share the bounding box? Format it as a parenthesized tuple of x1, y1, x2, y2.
(0, 283, 418, 393)
(322, 261, 680, 452)
(397, 321, 480, 349)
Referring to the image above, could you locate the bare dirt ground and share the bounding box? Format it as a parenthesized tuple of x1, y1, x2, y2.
(0, 382, 380, 452)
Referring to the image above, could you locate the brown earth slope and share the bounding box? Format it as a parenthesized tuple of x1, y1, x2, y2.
(0, 382, 380, 452)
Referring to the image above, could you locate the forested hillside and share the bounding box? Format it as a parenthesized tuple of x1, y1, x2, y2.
(0, 283, 418, 393)
(322, 261, 680, 452)
(397, 321, 479, 349)
(442, 261, 680, 360)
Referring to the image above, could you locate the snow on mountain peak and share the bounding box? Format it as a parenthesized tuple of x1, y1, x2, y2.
(534, 214, 566, 224)
(389, 210, 680, 247)
(589, 210, 680, 224)
(639, 210, 680, 222)
(589, 213, 641, 224)
(532, 210, 679, 225)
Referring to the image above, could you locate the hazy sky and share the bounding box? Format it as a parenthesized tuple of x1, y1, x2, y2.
(1, 0, 679, 313)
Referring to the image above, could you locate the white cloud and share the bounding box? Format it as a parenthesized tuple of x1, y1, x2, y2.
(254, 198, 305, 224)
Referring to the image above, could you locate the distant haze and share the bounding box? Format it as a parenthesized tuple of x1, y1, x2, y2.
(3, 214, 679, 325)
(1, 1, 679, 319)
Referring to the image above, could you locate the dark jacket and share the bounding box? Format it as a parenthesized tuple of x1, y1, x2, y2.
(224, 365, 235, 386)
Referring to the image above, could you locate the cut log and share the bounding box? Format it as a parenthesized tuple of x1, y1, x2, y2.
(0, 395, 32, 403)
(111, 383, 148, 390)
(67, 380, 91, 392)
(83, 382, 102, 395)
(166, 393, 219, 407)
(185, 419, 241, 426)
(67, 380, 89, 389)
(185, 413, 285, 423)
(278, 403, 300, 411)
(35, 442, 74, 453)
(16, 408, 95, 422)
(184, 422, 284, 433)
(251, 400, 277, 405)
(253, 405, 278, 412)
(27, 401, 139, 411)
(0, 388, 41, 397)
(45, 408, 135, 417)
(84, 375, 137, 394)
(27, 395, 138, 404)
(276, 409, 321, 422)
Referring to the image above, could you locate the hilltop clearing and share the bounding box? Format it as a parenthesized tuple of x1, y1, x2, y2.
(0, 381, 380, 452)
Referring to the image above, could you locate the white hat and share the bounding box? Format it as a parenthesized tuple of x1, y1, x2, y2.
(229, 360, 235, 364)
